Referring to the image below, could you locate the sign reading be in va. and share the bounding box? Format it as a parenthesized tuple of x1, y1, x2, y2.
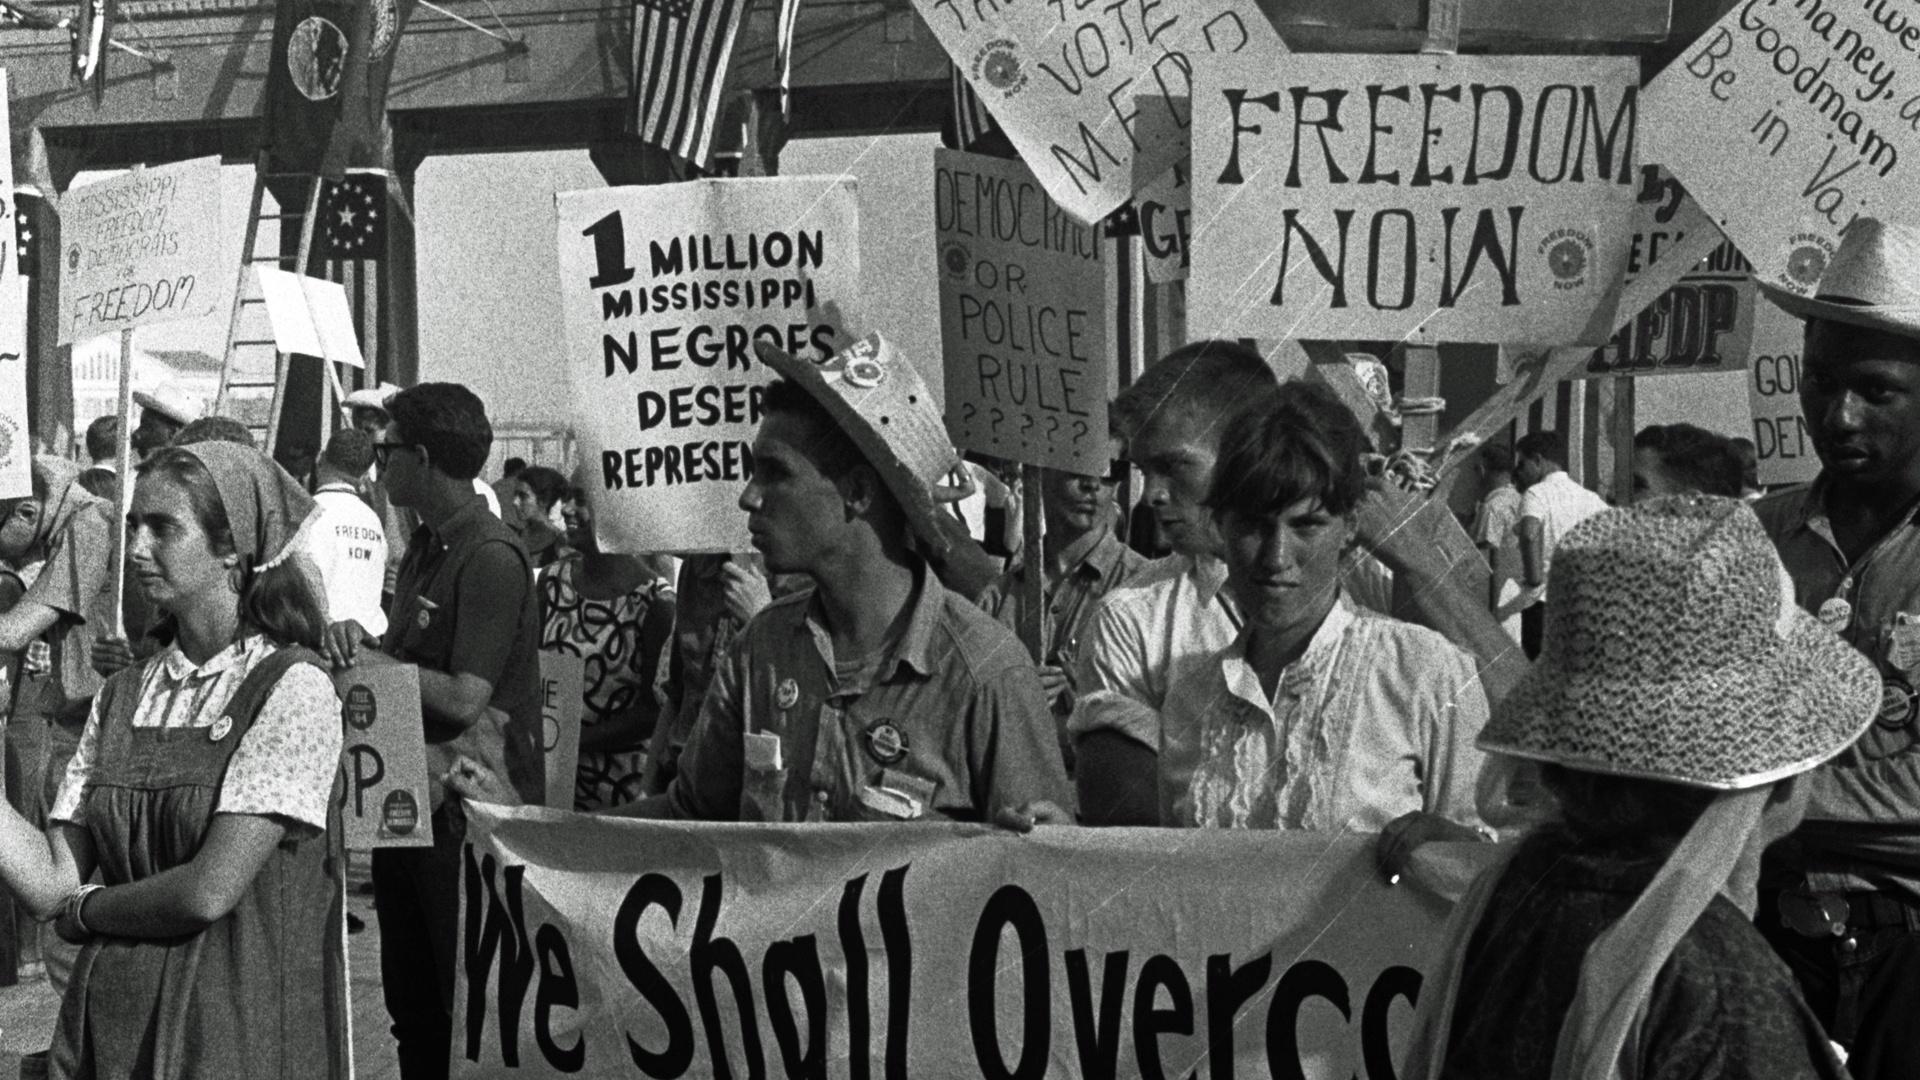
(59, 155, 223, 345)
(1191, 54, 1642, 345)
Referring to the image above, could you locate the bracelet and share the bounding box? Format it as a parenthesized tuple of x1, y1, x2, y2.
(66, 883, 104, 936)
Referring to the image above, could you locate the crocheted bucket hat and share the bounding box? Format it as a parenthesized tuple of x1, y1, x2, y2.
(753, 333, 963, 557)
(1758, 218, 1920, 342)
(1480, 496, 1879, 790)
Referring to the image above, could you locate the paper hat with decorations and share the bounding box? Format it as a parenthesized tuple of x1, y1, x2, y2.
(753, 334, 964, 556)
(131, 385, 204, 428)
(1758, 218, 1920, 343)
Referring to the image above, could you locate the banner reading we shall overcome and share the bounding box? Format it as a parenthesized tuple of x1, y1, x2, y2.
(556, 179, 858, 553)
(455, 804, 1493, 1079)
(1191, 54, 1641, 345)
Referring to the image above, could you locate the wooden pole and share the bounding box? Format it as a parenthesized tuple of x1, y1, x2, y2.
(109, 326, 134, 640)
(1018, 465, 1046, 665)
(1611, 375, 1637, 506)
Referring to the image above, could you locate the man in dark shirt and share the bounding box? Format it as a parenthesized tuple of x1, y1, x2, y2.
(329, 382, 543, 1080)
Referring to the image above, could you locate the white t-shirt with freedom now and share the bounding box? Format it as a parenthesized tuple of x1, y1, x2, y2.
(1519, 470, 1609, 603)
(304, 484, 390, 636)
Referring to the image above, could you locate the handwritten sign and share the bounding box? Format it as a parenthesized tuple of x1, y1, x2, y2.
(538, 651, 584, 811)
(336, 662, 434, 850)
(1139, 162, 1191, 283)
(911, 0, 1287, 225)
(59, 155, 222, 345)
(937, 150, 1107, 474)
(556, 178, 859, 552)
(1191, 54, 1641, 345)
(1644, 0, 1920, 296)
(1747, 297, 1822, 486)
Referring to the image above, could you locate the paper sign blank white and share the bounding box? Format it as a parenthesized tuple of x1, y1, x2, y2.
(254, 267, 365, 367)
(303, 278, 365, 368)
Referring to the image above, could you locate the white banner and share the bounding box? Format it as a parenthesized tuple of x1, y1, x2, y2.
(59, 154, 223, 345)
(1191, 54, 1642, 345)
(555, 178, 859, 553)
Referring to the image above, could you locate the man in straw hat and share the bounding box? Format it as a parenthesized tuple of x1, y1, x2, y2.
(128, 385, 203, 459)
(1400, 497, 1873, 1079)
(460, 333, 1070, 825)
(1748, 216, 1920, 1077)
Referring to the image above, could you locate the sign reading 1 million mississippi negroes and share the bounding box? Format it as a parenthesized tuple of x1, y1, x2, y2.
(555, 178, 859, 553)
(59, 155, 224, 346)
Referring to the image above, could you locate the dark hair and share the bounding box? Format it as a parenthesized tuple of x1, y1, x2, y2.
(323, 428, 375, 474)
(1537, 764, 1715, 849)
(1515, 429, 1568, 467)
(172, 415, 257, 450)
(515, 466, 568, 513)
(503, 457, 527, 477)
(1206, 381, 1368, 520)
(1479, 442, 1515, 476)
(1632, 424, 1743, 498)
(135, 448, 327, 650)
(387, 383, 493, 481)
(1110, 339, 1277, 443)
(1729, 436, 1760, 492)
(84, 415, 118, 462)
(761, 378, 868, 480)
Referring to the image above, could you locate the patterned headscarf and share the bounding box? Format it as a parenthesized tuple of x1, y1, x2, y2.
(174, 442, 317, 572)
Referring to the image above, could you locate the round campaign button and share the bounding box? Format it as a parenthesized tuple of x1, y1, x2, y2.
(208, 715, 233, 742)
(863, 719, 909, 766)
(344, 685, 378, 731)
(775, 678, 800, 710)
(1818, 597, 1854, 633)
(1879, 678, 1918, 732)
(383, 790, 420, 836)
(843, 358, 886, 389)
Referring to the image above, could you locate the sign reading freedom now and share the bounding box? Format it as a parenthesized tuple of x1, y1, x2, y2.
(1190, 54, 1641, 345)
(454, 805, 1490, 1079)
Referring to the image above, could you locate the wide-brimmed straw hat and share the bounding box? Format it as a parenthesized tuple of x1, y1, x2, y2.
(1758, 217, 1920, 341)
(343, 383, 398, 412)
(131, 385, 204, 427)
(753, 334, 962, 556)
(1481, 496, 1878, 790)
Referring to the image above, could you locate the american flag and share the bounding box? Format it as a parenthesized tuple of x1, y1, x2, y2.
(947, 63, 1002, 153)
(632, 0, 748, 166)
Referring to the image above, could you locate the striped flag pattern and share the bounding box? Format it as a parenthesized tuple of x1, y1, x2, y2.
(948, 63, 1002, 152)
(632, 0, 748, 166)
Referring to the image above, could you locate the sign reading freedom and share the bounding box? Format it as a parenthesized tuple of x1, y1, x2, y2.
(60, 154, 224, 346)
(555, 179, 858, 553)
(1190, 55, 1641, 345)
(454, 804, 1492, 1079)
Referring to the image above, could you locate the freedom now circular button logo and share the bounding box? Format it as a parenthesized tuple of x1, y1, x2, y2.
(972, 39, 1027, 98)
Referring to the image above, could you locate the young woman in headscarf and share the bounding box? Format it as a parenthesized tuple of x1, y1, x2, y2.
(1400, 497, 1874, 1080)
(0, 442, 347, 1079)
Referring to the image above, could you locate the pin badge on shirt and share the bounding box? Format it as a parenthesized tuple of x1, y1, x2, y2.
(1892, 614, 1920, 672)
(1879, 677, 1918, 731)
(1818, 597, 1853, 633)
(775, 678, 799, 710)
(863, 719, 909, 766)
(209, 715, 233, 742)
(416, 597, 439, 631)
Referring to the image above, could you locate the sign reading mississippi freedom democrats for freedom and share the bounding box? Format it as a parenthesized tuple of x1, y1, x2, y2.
(335, 662, 433, 850)
(59, 155, 223, 346)
(454, 805, 1490, 1080)
(911, 0, 1286, 225)
(1644, 0, 1920, 296)
(556, 179, 857, 552)
(1190, 55, 1642, 345)
(937, 150, 1107, 475)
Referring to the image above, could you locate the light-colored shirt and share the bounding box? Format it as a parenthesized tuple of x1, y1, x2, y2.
(1068, 553, 1242, 748)
(1473, 484, 1523, 550)
(51, 635, 344, 832)
(977, 528, 1149, 668)
(474, 478, 502, 518)
(303, 484, 389, 637)
(1519, 470, 1608, 600)
(1161, 599, 1490, 832)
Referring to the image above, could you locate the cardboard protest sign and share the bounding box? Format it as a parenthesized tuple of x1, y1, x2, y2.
(336, 662, 434, 850)
(911, 0, 1287, 225)
(1139, 161, 1191, 283)
(1190, 54, 1641, 345)
(456, 804, 1497, 1080)
(1747, 296, 1822, 487)
(255, 267, 366, 368)
(555, 178, 858, 552)
(59, 155, 223, 345)
(538, 651, 584, 811)
(936, 150, 1108, 475)
(1643, 0, 1920, 297)
(0, 277, 29, 502)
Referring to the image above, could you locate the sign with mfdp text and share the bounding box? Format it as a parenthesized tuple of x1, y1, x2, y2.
(59, 155, 223, 345)
(454, 805, 1497, 1080)
(936, 150, 1108, 475)
(1643, 0, 1920, 296)
(555, 178, 859, 552)
(910, 0, 1287, 225)
(336, 662, 434, 850)
(538, 651, 584, 811)
(1191, 54, 1642, 345)
(1747, 296, 1823, 486)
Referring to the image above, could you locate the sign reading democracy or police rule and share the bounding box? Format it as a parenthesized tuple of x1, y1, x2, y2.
(538, 651, 584, 812)
(336, 662, 433, 850)
(1644, 0, 1920, 296)
(1748, 296, 1823, 486)
(911, 0, 1287, 225)
(556, 178, 858, 552)
(59, 154, 223, 345)
(454, 806, 1495, 1080)
(937, 150, 1108, 475)
(1191, 54, 1642, 345)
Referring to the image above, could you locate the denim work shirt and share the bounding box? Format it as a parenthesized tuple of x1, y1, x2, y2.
(668, 563, 1070, 823)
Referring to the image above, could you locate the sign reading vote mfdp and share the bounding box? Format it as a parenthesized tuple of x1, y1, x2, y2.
(336, 662, 433, 850)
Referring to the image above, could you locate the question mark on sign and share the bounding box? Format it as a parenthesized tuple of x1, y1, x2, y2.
(1045, 415, 1061, 444)
(1020, 414, 1035, 439)
(989, 408, 1006, 437)
(960, 402, 978, 425)
(1070, 419, 1089, 443)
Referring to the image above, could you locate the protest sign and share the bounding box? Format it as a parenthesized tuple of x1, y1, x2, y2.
(454, 805, 1497, 1080)
(1139, 161, 1191, 284)
(336, 662, 433, 850)
(1190, 54, 1641, 345)
(1644, 0, 1920, 297)
(1747, 296, 1822, 486)
(936, 150, 1108, 475)
(255, 267, 366, 368)
(59, 155, 223, 345)
(911, 0, 1287, 225)
(555, 178, 859, 552)
(0, 277, 28, 502)
(538, 651, 584, 811)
